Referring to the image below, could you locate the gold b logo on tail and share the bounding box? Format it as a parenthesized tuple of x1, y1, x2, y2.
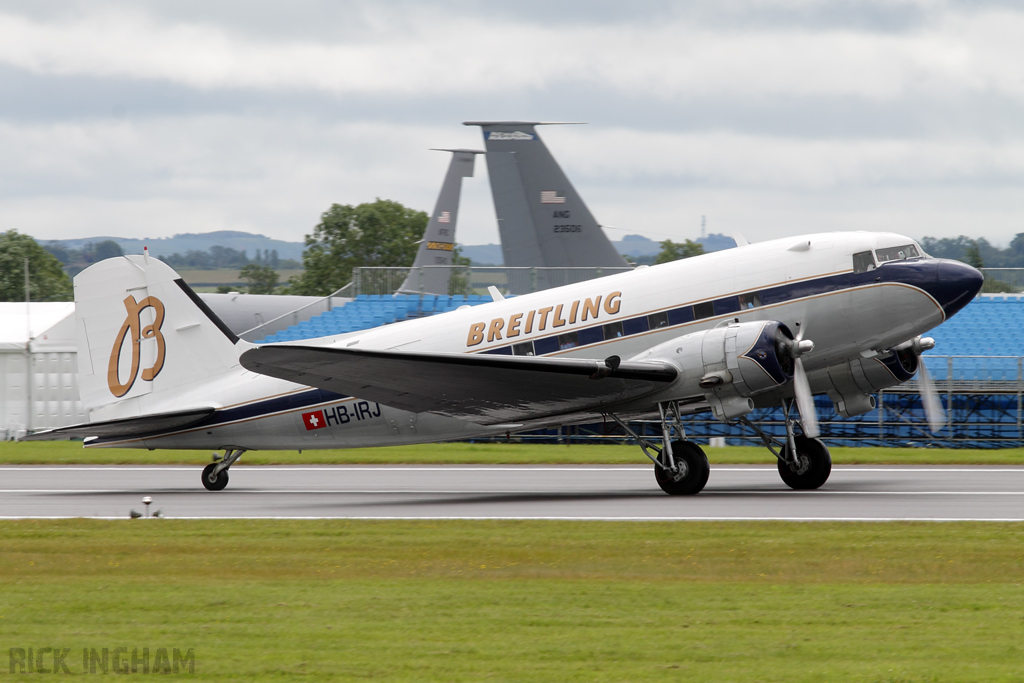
(107, 295, 166, 398)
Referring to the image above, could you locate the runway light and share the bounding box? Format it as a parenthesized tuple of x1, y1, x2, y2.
(143, 496, 153, 518)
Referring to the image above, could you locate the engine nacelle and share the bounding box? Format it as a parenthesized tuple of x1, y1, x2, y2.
(822, 338, 926, 417)
(633, 320, 795, 421)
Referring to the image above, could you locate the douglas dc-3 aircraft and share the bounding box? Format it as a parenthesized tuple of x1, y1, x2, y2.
(27, 232, 982, 495)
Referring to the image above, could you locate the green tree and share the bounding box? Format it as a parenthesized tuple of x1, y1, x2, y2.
(965, 240, 984, 269)
(446, 245, 473, 295)
(0, 230, 73, 302)
(288, 199, 427, 296)
(86, 240, 124, 262)
(654, 239, 704, 264)
(239, 264, 279, 294)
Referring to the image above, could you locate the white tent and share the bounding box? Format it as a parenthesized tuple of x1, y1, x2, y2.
(0, 302, 85, 440)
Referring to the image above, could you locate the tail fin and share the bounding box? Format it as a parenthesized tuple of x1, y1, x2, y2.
(398, 148, 483, 295)
(74, 254, 245, 413)
(464, 121, 628, 270)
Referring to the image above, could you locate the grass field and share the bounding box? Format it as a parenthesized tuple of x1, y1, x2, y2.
(5, 439, 1024, 465)
(2, 520, 1023, 681)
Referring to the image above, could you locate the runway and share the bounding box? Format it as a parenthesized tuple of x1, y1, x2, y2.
(1, 464, 1023, 520)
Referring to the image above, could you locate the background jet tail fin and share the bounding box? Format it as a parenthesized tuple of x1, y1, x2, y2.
(465, 121, 629, 272)
(74, 254, 247, 413)
(398, 148, 483, 295)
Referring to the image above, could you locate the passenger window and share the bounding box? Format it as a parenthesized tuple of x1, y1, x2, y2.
(875, 244, 920, 263)
(693, 301, 714, 320)
(557, 332, 579, 350)
(647, 311, 669, 329)
(512, 341, 535, 356)
(738, 293, 761, 309)
(602, 321, 624, 339)
(853, 251, 876, 273)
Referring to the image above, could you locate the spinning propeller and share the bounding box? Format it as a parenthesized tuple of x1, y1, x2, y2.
(779, 328, 945, 440)
(905, 337, 946, 433)
(784, 324, 819, 438)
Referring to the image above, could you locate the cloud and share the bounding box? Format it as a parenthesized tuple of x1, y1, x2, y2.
(0, 116, 499, 243)
(552, 127, 1024, 189)
(1, 3, 1023, 103)
(0, 1, 1022, 247)
(2, 115, 1020, 246)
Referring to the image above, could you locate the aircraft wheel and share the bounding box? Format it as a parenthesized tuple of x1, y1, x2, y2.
(655, 440, 710, 495)
(778, 436, 831, 490)
(201, 463, 229, 491)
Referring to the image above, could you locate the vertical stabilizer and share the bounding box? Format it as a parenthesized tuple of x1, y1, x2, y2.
(74, 255, 245, 417)
(465, 121, 628, 270)
(398, 149, 483, 295)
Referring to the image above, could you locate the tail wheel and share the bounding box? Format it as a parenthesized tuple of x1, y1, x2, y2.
(202, 463, 229, 491)
(655, 440, 710, 495)
(778, 436, 831, 490)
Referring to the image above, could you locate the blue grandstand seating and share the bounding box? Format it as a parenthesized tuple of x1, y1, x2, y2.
(923, 295, 1024, 380)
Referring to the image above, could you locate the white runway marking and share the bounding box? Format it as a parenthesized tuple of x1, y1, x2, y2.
(3, 465, 1024, 521)
(3, 489, 1024, 496)
(1, 516, 1023, 522)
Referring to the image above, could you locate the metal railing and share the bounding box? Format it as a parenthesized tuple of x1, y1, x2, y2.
(980, 268, 1024, 293)
(238, 282, 354, 342)
(353, 265, 634, 296)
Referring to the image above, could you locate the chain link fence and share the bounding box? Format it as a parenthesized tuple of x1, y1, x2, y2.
(980, 268, 1024, 294)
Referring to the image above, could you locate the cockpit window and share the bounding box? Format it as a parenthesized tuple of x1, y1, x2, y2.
(853, 251, 876, 273)
(875, 244, 921, 263)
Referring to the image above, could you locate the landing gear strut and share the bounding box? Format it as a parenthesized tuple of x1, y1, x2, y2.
(740, 398, 832, 490)
(202, 448, 245, 491)
(609, 402, 710, 495)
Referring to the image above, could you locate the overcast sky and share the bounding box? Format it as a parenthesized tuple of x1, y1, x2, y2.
(1, 0, 1022, 248)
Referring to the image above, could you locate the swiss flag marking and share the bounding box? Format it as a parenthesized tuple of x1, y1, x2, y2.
(303, 410, 326, 430)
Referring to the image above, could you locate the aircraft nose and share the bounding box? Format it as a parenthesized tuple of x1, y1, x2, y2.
(930, 259, 983, 319)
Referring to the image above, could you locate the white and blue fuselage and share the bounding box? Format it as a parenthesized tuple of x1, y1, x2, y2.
(80, 231, 981, 451)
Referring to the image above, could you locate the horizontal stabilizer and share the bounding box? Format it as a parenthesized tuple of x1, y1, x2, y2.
(240, 346, 676, 424)
(20, 407, 215, 441)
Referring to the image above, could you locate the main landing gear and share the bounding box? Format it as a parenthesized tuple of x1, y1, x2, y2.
(610, 402, 710, 495)
(201, 448, 246, 491)
(610, 398, 832, 495)
(740, 398, 832, 490)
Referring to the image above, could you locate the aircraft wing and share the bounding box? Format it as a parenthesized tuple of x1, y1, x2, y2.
(241, 345, 677, 424)
(20, 408, 216, 441)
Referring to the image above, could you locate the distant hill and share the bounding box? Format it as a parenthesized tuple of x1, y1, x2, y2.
(458, 244, 505, 266)
(616, 234, 660, 258)
(42, 231, 306, 261)
(39, 230, 737, 269)
(459, 233, 736, 266)
(698, 233, 738, 252)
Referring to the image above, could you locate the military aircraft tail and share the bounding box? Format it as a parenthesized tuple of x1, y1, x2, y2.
(464, 121, 628, 271)
(74, 253, 246, 414)
(397, 148, 483, 295)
